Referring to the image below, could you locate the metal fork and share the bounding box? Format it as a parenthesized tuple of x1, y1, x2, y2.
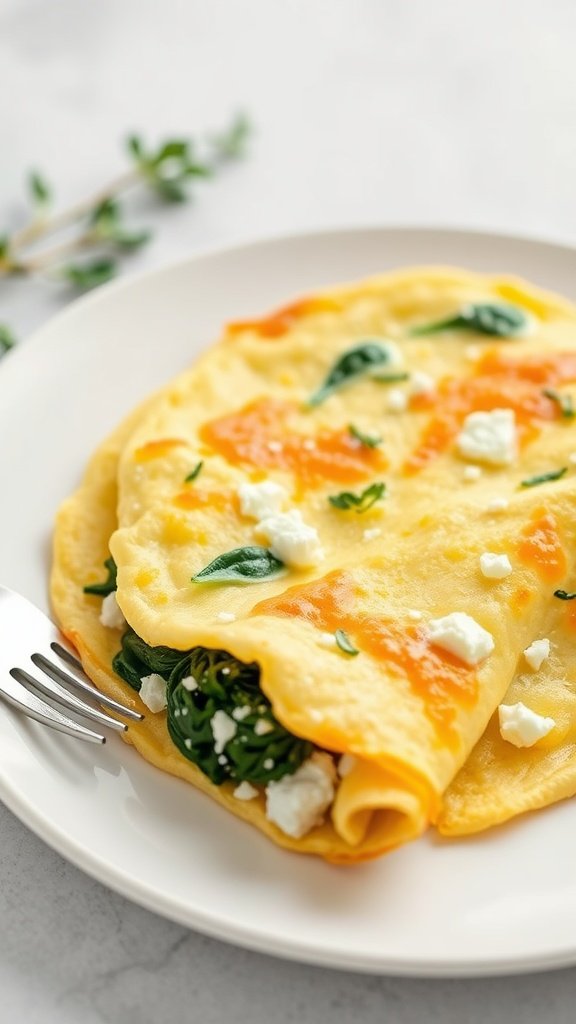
(0, 586, 143, 744)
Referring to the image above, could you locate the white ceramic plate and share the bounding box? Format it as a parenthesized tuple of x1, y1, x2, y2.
(2, 227, 576, 977)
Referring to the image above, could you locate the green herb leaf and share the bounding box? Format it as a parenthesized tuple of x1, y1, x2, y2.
(0, 324, 16, 353)
(61, 257, 117, 291)
(372, 371, 410, 384)
(328, 481, 386, 513)
(542, 388, 575, 420)
(520, 467, 567, 488)
(192, 545, 285, 584)
(411, 302, 528, 338)
(210, 112, 252, 162)
(553, 589, 576, 601)
(309, 341, 397, 406)
(126, 134, 144, 161)
(348, 424, 382, 448)
(83, 557, 118, 596)
(0, 236, 10, 262)
(90, 198, 151, 251)
(184, 460, 204, 483)
(335, 629, 359, 656)
(166, 646, 312, 785)
(29, 170, 51, 208)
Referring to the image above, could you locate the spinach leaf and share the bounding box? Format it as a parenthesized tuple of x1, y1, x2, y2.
(309, 341, 397, 406)
(83, 557, 118, 596)
(411, 302, 527, 338)
(112, 627, 189, 691)
(192, 545, 285, 584)
(167, 647, 312, 785)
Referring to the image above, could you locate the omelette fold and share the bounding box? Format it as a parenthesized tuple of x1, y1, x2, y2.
(52, 267, 576, 862)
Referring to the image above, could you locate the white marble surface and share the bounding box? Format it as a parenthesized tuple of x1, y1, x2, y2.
(2, 0, 576, 1019)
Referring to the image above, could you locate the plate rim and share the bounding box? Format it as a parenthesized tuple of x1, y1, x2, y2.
(3, 223, 576, 978)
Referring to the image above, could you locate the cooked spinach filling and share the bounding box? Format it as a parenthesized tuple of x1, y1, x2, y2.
(113, 628, 312, 785)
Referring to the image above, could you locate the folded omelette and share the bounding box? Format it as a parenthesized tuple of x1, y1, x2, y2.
(51, 266, 576, 862)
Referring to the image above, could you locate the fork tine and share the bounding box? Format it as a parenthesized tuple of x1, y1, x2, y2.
(0, 671, 105, 744)
(27, 656, 128, 733)
(50, 642, 143, 721)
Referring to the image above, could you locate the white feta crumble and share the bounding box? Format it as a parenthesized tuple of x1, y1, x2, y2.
(407, 609, 423, 621)
(318, 631, 337, 648)
(234, 781, 258, 801)
(479, 552, 513, 580)
(485, 496, 510, 513)
(232, 705, 252, 721)
(184, 738, 192, 750)
(465, 344, 481, 361)
(265, 753, 336, 838)
(99, 592, 126, 630)
(456, 409, 517, 466)
(217, 611, 236, 623)
(254, 719, 274, 736)
(387, 388, 408, 413)
(258, 509, 324, 568)
(523, 638, 551, 672)
(363, 527, 382, 541)
(498, 702, 555, 748)
(238, 480, 287, 521)
(463, 465, 482, 482)
(263, 758, 275, 771)
(428, 612, 494, 666)
(338, 753, 357, 778)
(218, 754, 228, 765)
(210, 710, 237, 754)
(181, 675, 198, 692)
(267, 440, 283, 453)
(139, 673, 167, 713)
(410, 371, 435, 396)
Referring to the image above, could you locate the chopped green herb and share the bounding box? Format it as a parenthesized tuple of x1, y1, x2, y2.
(335, 629, 359, 656)
(83, 556, 117, 596)
(309, 341, 397, 406)
(411, 302, 528, 338)
(542, 388, 575, 420)
(184, 460, 204, 483)
(553, 589, 576, 601)
(348, 424, 382, 449)
(328, 481, 386, 513)
(520, 467, 567, 488)
(192, 545, 285, 584)
(372, 371, 410, 384)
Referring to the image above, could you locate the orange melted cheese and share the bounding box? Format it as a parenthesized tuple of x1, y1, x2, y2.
(200, 397, 387, 485)
(406, 350, 576, 473)
(517, 509, 568, 583)
(134, 439, 188, 462)
(227, 297, 340, 339)
(254, 572, 477, 744)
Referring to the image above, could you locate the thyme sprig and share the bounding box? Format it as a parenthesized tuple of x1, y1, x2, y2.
(0, 114, 250, 341)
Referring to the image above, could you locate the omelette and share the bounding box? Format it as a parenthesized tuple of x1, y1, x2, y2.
(51, 267, 576, 862)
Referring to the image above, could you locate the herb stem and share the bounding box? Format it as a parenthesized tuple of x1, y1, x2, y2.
(8, 168, 139, 258)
